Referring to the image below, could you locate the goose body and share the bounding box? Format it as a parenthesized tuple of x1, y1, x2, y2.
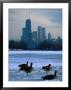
(18, 62, 33, 73)
(18, 64, 27, 68)
(42, 75, 55, 80)
(42, 70, 57, 80)
(42, 64, 51, 71)
(18, 61, 28, 68)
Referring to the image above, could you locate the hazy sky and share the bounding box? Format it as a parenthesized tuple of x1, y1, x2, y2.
(9, 9, 62, 40)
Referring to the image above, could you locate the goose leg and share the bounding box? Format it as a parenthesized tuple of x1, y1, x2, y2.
(27, 72, 28, 77)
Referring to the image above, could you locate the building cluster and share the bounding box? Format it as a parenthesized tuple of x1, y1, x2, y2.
(32, 26, 46, 44)
(21, 19, 47, 48)
(21, 19, 61, 49)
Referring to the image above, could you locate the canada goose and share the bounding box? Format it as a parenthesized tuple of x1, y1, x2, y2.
(19, 62, 33, 72)
(41, 70, 57, 80)
(18, 62, 33, 76)
(42, 64, 52, 71)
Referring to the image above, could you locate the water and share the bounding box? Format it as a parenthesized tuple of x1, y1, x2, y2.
(9, 51, 62, 81)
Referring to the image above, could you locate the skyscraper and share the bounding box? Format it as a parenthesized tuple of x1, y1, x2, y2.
(26, 19, 31, 33)
(42, 27, 46, 41)
(21, 19, 32, 43)
(37, 26, 42, 43)
(48, 32, 52, 40)
(37, 26, 46, 44)
(32, 31, 37, 44)
(25, 19, 32, 41)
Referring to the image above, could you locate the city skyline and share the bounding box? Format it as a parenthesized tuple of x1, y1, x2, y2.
(9, 9, 62, 40)
(9, 18, 62, 50)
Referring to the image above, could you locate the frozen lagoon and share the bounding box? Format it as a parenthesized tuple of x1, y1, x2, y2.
(9, 51, 62, 81)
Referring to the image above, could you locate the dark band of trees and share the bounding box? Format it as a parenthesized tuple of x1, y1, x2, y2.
(9, 38, 62, 50)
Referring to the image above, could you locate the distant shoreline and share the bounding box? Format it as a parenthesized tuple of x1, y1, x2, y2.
(9, 50, 62, 55)
(9, 49, 62, 51)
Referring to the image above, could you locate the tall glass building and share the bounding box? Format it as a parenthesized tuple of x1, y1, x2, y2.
(21, 19, 36, 49)
(21, 19, 32, 43)
(37, 26, 46, 44)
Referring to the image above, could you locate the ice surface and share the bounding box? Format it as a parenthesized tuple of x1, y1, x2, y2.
(9, 51, 62, 81)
